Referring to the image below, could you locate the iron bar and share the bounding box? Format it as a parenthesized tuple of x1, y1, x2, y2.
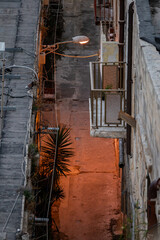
(96, 92, 98, 128)
(105, 94, 107, 123)
(90, 61, 126, 128)
(91, 91, 94, 124)
(100, 92, 102, 126)
(94, 62, 96, 89)
(98, 62, 100, 89)
(92, 89, 126, 92)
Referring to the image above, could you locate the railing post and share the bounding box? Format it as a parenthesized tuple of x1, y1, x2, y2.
(98, 62, 100, 89)
(91, 91, 94, 125)
(90, 62, 94, 90)
(100, 91, 102, 126)
(96, 91, 98, 128)
(89, 61, 126, 129)
(94, 62, 96, 89)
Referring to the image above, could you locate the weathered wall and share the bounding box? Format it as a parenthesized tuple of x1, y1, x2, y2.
(129, 0, 160, 227)
(0, 0, 41, 239)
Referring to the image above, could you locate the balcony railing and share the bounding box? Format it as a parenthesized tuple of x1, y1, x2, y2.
(43, 80, 55, 99)
(94, 0, 113, 25)
(89, 61, 126, 137)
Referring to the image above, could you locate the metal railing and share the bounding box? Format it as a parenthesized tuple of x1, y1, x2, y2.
(90, 61, 126, 129)
(94, 0, 113, 25)
(43, 80, 55, 99)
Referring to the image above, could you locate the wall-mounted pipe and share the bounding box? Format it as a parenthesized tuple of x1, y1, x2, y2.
(119, 138, 124, 168)
(127, 2, 134, 155)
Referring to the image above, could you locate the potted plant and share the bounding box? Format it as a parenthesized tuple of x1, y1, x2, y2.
(102, 84, 113, 100)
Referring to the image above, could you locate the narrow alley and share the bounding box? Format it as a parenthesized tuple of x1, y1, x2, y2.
(52, 0, 122, 239)
(56, 100, 121, 240)
(1, 0, 160, 239)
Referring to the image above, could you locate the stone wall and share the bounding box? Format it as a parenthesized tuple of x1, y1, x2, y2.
(129, 0, 160, 226)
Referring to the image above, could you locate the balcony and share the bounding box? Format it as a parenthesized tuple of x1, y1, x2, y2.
(94, 0, 113, 25)
(42, 80, 55, 100)
(89, 61, 126, 138)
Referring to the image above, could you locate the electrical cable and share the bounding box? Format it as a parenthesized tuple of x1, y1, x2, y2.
(2, 192, 21, 232)
(45, 50, 99, 58)
(2, 93, 33, 98)
(41, 44, 59, 54)
(46, 130, 59, 239)
(33, 233, 47, 239)
(5, 65, 38, 82)
(53, 0, 60, 137)
(0, 54, 34, 236)
(22, 48, 36, 58)
(46, 1, 61, 239)
(41, 0, 98, 238)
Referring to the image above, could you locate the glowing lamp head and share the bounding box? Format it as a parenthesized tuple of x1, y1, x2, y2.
(72, 36, 89, 45)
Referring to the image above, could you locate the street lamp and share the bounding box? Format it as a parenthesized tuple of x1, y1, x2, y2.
(40, 35, 90, 54)
(71, 35, 90, 44)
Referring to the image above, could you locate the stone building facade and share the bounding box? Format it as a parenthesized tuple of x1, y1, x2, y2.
(90, 0, 160, 238)
(123, 0, 160, 238)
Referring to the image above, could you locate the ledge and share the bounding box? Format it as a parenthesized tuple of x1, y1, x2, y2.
(90, 126, 126, 138)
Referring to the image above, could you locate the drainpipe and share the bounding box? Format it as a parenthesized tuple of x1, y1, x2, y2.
(119, 138, 124, 168)
(119, 0, 125, 89)
(127, 2, 134, 155)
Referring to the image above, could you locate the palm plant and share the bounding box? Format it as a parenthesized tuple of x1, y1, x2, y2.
(33, 126, 73, 218)
(33, 171, 65, 217)
(40, 125, 74, 181)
